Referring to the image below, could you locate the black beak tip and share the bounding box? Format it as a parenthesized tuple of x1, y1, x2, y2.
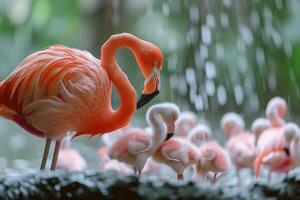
(136, 90, 160, 109)
(284, 147, 290, 156)
(165, 133, 174, 141)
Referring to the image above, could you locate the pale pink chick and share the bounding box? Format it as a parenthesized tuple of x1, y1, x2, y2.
(196, 141, 231, 184)
(107, 103, 180, 174)
(57, 137, 87, 171)
(175, 111, 197, 137)
(188, 124, 212, 147)
(254, 97, 293, 178)
(221, 113, 255, 177)
(284, 123, 300, 168)
(153, 137, 199, 180)
(97, 147, 132, 175)
(251, 118, 271, 145)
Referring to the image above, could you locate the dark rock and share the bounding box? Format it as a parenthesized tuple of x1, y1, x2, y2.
(0, 169, 300, 200)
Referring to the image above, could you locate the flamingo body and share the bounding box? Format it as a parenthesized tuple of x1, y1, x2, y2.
(226, 132, 255, 169)
(153, 138, 199, 179)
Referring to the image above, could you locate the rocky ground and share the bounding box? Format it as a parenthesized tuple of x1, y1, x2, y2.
(0, 169, 300, 200)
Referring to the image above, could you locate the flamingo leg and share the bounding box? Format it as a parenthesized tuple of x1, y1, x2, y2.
(133, 167, 138, 174)
(267, 171, 272, 181)
(40, 139, 51, 170)
(212, 173, 217, 184)
(50, 141, 61, 171)
(177, 173, 184, 180)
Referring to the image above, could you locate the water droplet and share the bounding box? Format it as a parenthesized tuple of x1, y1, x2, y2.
(206, 14, 215, 28)
(205, 80, 215, 96)
(234, 84, 244, 105)
(239, 25, 253, 45)
(256, 47, 265, 67)
(220, 12, 230, 27)
(223, 0, 231, 8)
(216, 43, 225, 59)
(201, 25, 212, 45)
(217, 85, 227, 106)
(205, 61, 216, 79)
(162, 3, 170, 16)
(189, 5, 199, 23)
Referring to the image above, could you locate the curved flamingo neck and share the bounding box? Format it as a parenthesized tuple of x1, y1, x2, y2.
(100, 34, 139, 131)
(148, 109, 167, 152)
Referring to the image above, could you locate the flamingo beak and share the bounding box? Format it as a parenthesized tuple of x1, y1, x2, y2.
(284, 145, 290, 156)
(136, 68, 160, 109)
(136, 89, 159, 109)
(165, 123, 175, 141)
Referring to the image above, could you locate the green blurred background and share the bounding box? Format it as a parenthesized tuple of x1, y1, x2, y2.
(0, 0, 300, 170)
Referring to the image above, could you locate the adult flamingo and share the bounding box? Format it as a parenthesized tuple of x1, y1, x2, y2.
(153, 137, 199, 180)
(107, 103, 180, 174)
(254, 97, 293, 179)
(174, 111, 198, 137)
(221, 112, 256, 181)
(0, 33, 163, 170)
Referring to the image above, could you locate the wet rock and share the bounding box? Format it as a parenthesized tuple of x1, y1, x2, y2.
(0, 169, 300, 200)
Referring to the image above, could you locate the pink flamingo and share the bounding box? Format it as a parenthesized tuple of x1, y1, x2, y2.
(283, 122, 300, 168)
(251, 118, 271, 145)
(107, 103, 180, 174)
(153, 137, 199, 180)
(254, 97, 293, 179)
(188, 124, 212, 147)
(56, 137, 87, 171)
(220, 112, 245, 139)
(175, 111, 197, 137)
(195, 141, 231, 184)
(0, 33, 163, 170)
(221, 113, 255, 181)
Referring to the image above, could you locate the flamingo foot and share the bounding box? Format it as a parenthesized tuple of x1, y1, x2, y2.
(177, 173, 184, 180)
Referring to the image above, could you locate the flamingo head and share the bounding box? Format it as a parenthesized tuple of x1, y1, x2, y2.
(147, 103, 180, 140)
(188, 124, 212, 146)
(175, 111, 198, 137)
(220, 112, 245, 138)
(266, 97, 287, 127)
(136, 42, 163, 109)
(251, 118, 271, 145)
(283, 122, 300, 156)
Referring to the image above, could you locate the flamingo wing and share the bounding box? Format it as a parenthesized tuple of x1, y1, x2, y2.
(127, 140, 151, 155)
(161, 145, 188, 163)
(0, 45, 112, 138)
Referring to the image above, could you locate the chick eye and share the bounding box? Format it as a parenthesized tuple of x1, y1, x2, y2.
(153, 60, 158, 67)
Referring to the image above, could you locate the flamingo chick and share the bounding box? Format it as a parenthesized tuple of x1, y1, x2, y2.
(254, 97, 292, 179)
(107, 103, 180, 174)
(0, 33, 163, 170)
(56, 137, 87, 171)
(98, 147, 132, 175)
(188, 124, 212, 147)
(175, 111, 197, 137)
(196, 141, 231, 184)
(283, 122, 300, 168)
(221, 112, 255, 181)
(251, 118, 271, 145)
(153, 137, 199, 180)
